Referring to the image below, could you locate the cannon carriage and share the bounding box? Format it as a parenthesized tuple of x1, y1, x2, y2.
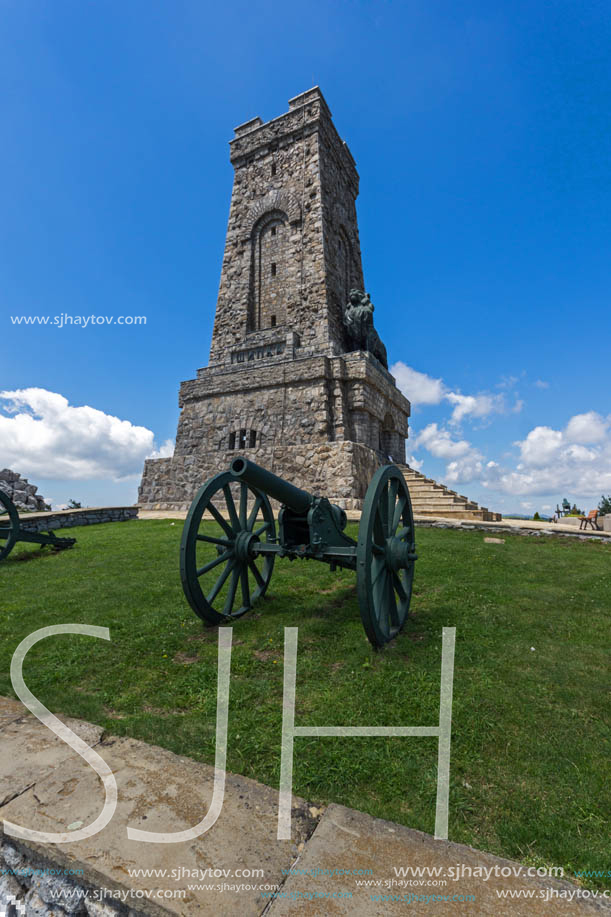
(180, 459, 417, 647)
(0, 489, 76, 562)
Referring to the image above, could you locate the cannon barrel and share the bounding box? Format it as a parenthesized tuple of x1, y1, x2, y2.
(230, 457, 313, 514)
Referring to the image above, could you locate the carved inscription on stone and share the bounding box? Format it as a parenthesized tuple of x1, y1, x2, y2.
(230, 341, 285, 364)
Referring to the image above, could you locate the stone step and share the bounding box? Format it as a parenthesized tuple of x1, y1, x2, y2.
(415, 508, 499, 521)
(408, 489, 476, 503)
(409, 486, 441, 494)
(410, 492, 473, 504)
(397, 464, 502, 522)
(412, 498, 482, 513)
(411, 489, 479, 506)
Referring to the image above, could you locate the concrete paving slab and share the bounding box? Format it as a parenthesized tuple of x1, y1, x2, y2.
(0, 734, 315, 916)
(0, 713, 103, 806)
(266, 803, 610, 916)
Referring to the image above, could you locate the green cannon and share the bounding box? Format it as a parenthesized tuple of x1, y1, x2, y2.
(180, 458, 416, 647)
(0, 490, 76, 562)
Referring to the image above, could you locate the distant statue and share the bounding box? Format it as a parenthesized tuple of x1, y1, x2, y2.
(343, 289, 388, 369)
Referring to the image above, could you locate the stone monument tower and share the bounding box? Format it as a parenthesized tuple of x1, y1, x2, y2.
(139, 88, 410, 509)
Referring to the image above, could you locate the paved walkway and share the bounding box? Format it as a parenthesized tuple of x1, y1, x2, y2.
(0, 697, 608, 915)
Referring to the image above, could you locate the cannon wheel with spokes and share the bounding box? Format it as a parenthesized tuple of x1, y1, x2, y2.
(357, 465, 417, 646)
(180, 471, 276, 625)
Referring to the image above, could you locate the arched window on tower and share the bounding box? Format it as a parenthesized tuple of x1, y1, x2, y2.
(248, 209, 288, 331)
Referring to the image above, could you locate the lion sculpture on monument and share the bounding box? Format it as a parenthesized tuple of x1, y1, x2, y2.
(343, 289, 388, 369)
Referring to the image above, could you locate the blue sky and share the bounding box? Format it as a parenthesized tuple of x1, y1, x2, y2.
(2, 0, 610, 514)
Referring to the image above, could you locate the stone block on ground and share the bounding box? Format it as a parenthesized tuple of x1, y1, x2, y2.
(266, 803, 609, 916)
(0, 714, 103, 807)
(0, 733, 315, 916)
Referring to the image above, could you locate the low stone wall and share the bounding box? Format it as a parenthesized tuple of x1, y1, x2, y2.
(415, 517, 611, 542)
(553, 515, 608, 532)
(17, 507, 138, 534)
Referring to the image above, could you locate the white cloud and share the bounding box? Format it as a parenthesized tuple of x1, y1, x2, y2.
(564, 411, 608, 444)
(563, 444, 598, 463)
(412, 423, 483, 484)
(445, 455, 483, 484)
(390, 362, 447, 405)
(516, 426, 563, 466)
(406, 454, 424, 471)
(446, 392, 504, 424)
(413, 423, 474, 459)
(498, 374, 521, 390)
(534, 379, 549, 389)
(0, 388, 168, 480)
(481, 411, 611, 498)
(391, 362, 512, 424)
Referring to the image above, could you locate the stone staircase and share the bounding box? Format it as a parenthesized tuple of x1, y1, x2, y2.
(397, 464, 502, 522)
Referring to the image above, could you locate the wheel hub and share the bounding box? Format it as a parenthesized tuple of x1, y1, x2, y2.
(385, 536, 412, 572)
(234, 530, 259, 563)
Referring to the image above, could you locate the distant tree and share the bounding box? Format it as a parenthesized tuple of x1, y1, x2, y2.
(598, 495, 611, 516)
(67, 498, 82, 509)
(570, 503, 582, 516)
(533, 511, 541, 521)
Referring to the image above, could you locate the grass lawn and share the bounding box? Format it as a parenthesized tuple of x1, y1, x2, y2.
(0, 519, 609, 889)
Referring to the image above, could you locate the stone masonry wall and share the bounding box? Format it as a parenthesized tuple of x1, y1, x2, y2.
(139, 352, 409, 509)
(140, 442, 381, 512)
(318, 114, 364, 351)
(173, 352, 409, 458)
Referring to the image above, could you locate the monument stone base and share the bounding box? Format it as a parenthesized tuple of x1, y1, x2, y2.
(139, 349, 409, 511)
(139, 441, 384, 512)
